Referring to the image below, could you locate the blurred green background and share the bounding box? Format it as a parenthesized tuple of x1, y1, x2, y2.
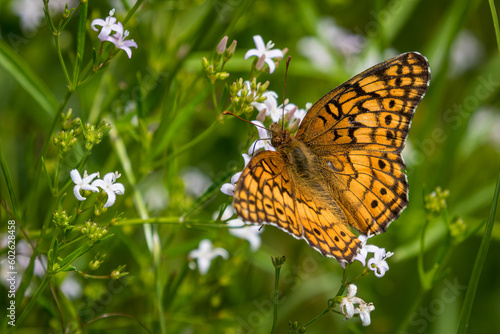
(0, 0, 499, 333)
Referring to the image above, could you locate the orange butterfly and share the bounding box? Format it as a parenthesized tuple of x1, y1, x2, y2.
(233, 52, 430, 263)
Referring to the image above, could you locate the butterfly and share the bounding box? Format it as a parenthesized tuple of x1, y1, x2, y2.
(233, 52, 430, 263)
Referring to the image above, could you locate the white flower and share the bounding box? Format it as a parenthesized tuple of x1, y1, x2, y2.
(353, 233, 379, 266)
(92, 172, 125, 208)
(91, 9, 123, 40)
(220, 154, 251, 197)
(103, 23, 138, 59)
(220, 172, 241, 197)
(355, 301, 375, 326)
(352, 233, 393, 277)
(290, 102, 311, 125)
(245, 35, 284, 74)
(224, 207, 263, 251)
(251, 91, 299, 124)
(249, 121, 275, 154)
(70, 169, 99, 201)
(339, 284, 364, 319)
(251, 90, 278, 117)
(188, 239, 229, 275)
(339, 284, 375, 327)
(227, 219, 263, 251)
(367, 248, 393, 278)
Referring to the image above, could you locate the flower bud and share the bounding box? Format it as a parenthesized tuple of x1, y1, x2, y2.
(217, 36, 228, 55)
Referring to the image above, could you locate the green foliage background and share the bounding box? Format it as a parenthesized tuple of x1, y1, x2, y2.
(0, 0, 499, 333)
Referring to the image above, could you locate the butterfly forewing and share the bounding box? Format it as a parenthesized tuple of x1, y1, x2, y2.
(295, 52, 429, 235)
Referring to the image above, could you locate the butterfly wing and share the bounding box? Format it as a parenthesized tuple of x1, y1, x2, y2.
(233, 150, 361, 262)
(296, 52, 430, 235)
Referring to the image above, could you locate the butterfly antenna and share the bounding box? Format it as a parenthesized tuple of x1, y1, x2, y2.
(223, 111, 271, 156)
(222, 111, 268, 131)
(282, 56, 292, 130)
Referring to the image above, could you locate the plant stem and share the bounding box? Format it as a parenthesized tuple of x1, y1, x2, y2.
(270, 257, 284, 334)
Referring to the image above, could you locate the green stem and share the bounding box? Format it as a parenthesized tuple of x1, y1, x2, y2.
(303, 307, 330, 328)
(270, 262, 282, 334)
(418, 215, 431, 289)
(54, 33, 71, 86)
(211, 85, 219, 112)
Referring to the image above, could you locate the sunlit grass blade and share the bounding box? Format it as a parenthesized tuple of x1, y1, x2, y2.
(457, 168, 500, 333)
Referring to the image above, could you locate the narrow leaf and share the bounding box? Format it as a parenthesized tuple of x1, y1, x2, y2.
(457, 168, 500, 333)
(0, 40, 58, 118)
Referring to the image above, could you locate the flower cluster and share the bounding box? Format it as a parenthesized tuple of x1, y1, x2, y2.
(81, 221, 108, 245)
(91, 9, 137, 58)
(352, 234, 394, 278)
(340, 284, 375, 326)
(424, 186, 450, 215)
(202, 36, 236, 84)
(70, 169, 125, 208)
(229, 78, 270, 115)
(52, 210, 72, 230)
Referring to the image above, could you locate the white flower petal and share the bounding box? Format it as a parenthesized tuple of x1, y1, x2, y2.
(70, 169, 82, 183)
(220, 183, 235, 196)
(103, 190, 117, 208)
(197, 257, 211, 275)
(73, 186, 86, 201)
(265, 49, 284, 59)
(266, 58, 277, 73)
(253, 35, 266, 52)
(244, 49, 261, 59)
(230, 172, 242, 184)
(110, 183, 125, 195)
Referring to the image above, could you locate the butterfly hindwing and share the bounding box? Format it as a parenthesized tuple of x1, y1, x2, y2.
(234, 151, 361, 262)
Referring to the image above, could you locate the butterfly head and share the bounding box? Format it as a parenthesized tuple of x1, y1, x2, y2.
(270, 122, 292, 149)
